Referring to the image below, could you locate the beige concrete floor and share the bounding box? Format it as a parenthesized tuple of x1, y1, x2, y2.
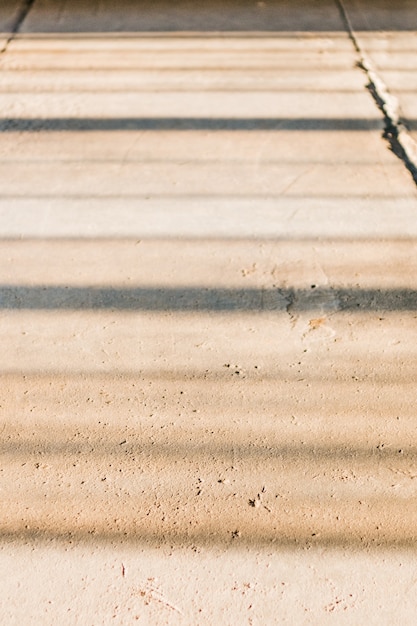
(1, 1, 417, 624)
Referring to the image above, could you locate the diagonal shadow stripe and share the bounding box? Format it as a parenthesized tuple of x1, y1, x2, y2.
(0, 285, 416, 311)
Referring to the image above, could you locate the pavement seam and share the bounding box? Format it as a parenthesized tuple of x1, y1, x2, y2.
(0, 0, 36, 54)
(336, 0, 417, 187)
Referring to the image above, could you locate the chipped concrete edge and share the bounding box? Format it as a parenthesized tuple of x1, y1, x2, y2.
(336, 0, 417, 186)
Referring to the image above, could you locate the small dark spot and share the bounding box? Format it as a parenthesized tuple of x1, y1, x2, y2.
(311, 284, 316, 289)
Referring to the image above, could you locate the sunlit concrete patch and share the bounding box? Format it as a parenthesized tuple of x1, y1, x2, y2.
(2, 196, 417, 239)
(2, 162, 409, 197)
(2, 33, 359, 63)
(0, 66, 368, 93)
(0, 126, 401, 163)
(0, 308, 416, 379)
(1, 238, 417, 289)
(0, 542, 415, 625)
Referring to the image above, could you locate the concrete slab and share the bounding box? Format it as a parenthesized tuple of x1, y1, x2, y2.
(1, 35, 414, 244)
(1, 6, 417, 625)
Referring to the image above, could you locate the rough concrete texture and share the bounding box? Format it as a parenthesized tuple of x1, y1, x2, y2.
(1, 1, 417, 625)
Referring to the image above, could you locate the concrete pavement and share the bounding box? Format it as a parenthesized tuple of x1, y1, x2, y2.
(1, 1, 417, 624)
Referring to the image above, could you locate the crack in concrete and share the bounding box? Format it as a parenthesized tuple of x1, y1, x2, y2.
(0, 0, 36, 54)
(336, 0, 417, 186)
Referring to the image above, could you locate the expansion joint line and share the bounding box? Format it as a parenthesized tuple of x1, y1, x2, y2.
(336, 0, 417, 186)
(1, 0, 36, 54)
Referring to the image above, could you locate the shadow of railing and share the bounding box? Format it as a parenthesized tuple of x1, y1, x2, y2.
(1, 524, 416, 551)
(2, 429, 416, 462)
(2, 0, 417, 34)
(0, 284, 415, 311)
(0, 118, 388, 132)
(0, 0, 348, 34)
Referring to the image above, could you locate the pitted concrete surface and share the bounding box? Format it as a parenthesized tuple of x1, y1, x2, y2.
(1, 1, 417, 625)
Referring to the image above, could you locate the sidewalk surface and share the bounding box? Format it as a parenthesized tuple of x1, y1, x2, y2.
(1, 1, 417, 624)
